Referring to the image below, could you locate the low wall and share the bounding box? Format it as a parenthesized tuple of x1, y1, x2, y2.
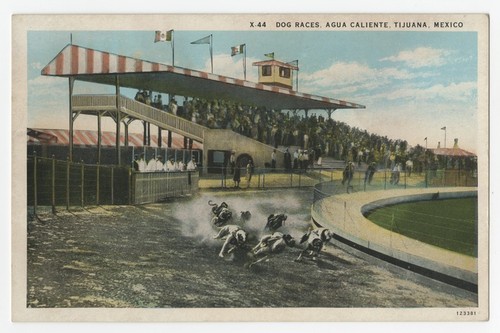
(311, 187, 478, 292)
(361, 190, 477, 215)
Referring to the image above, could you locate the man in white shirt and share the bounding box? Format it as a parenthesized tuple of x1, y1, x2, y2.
(165, 158, 176, 172)
(146, 155, 157, 172)
(137, 154, 147, 172)
(155, 155, 164, 171)
(186, 157, 197, 171)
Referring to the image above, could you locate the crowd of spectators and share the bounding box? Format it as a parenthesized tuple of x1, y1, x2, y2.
(135, 91, 452, 172)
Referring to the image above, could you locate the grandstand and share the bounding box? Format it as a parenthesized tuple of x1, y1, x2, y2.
(39, 43, 365, 172)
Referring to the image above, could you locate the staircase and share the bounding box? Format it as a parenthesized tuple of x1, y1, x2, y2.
(71, 94, 207, 143)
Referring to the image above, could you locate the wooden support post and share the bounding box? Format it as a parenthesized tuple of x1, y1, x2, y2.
(33, 152, 38, 215)
(51, 155, 56, 213)
(68, 77, 75, 161)
(81, 162, 84, 207)
(115, 75, 121, 166)
(111, 166, 114, 205)
(96, 164, 100, 205)
(97, 112, 102, 165)
(66, 157, 70, 210)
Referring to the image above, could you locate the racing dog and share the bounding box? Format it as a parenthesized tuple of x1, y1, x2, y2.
(247, 232, 295, 268)
(208, 200, 229, 216)
(239, 210, 252, 223)
(295, 227, 334, 262)
(211, 207, 233, 227)
(208, 200, 233, 227)
(213, 225, 248, 258)
(264, 214, 287, 232)
(300, 227, 334, 244)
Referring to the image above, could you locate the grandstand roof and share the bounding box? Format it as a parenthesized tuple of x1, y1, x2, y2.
(41, 44, 365, 110)
(431, 147, 476, 157)
(27, 128, 202, 149)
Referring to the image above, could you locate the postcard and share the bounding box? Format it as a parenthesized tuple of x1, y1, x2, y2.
(12, 13, 489, 322)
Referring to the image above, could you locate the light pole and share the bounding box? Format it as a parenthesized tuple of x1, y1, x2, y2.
(441, 126, 447, 148)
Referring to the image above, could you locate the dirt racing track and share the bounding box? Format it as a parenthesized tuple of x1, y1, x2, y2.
(25, 189, 478, 319)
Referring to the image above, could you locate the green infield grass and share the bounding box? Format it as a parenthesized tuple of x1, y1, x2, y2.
(365, 198, 477, 257)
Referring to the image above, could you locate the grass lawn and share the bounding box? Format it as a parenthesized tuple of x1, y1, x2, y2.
(365, 198, 477, 257)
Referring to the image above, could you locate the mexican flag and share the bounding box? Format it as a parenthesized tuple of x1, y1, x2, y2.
(231, 44, 245, 56)
(154, 30, 173, 43)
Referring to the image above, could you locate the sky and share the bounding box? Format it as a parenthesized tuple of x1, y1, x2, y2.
(27, 29, 479, 153)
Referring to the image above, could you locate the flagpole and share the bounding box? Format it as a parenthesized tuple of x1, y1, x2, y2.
(243, 44, 247, 80)
(444, 128, 447, 148)
(441, 126, 447, 148)
(210, 34, 213, 74)
(172, 30, 175, 66)
(296, 60, 299, 92)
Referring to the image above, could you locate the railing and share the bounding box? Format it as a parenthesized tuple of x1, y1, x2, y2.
(132, 171, 199, 204)
(28, 154, 200, 214)
(199, 165, 337, 190)
(28, 154, 132, 213)
(71, 94, 206, 142)
(312, 168, 478, 203)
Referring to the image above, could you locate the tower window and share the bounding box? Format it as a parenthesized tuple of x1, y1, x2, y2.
(279, 67, 291, 78)
(262, 65, 272, 76)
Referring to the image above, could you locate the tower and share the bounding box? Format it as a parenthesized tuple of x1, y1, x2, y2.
(252, 59, 298, 89)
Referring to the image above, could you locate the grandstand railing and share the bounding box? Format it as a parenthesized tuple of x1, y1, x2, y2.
(200, 164, 477, 192)
(71, 94, 206, 142)
(27, 154, 200, 214)
(200, 165, 337, 190)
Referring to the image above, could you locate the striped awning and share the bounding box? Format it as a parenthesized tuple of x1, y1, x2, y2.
(41, 44, 365, 110)
(27, 128, 202, 149)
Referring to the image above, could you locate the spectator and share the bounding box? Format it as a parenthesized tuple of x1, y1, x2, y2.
(233, 162, 241, 188)
(138, 154, 146, 172)
(364, 162, 376, 185)
(178, 159, 185, 171)
(168, 99, 178, 116)
(406, 159, 413, 177)
(133, 155, 140, 171)
(146, 155, 157, 172)
(246, 159, 254, 188)
(271, 149, 276, 170)
(284, 148, 292, 171)
(342, 161, 355, 186)
(165, 157, 176, 172)
(186, 157, 197, 171)
(155, 155, 164, 171)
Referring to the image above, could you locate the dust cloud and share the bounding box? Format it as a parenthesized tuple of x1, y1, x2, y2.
(172, 191, 312, 246)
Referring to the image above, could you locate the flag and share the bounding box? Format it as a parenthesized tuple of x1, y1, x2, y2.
(441, 126, 446, 130)
(264, 52, 274, 59)
(231, 44, 245, 56)
(154, 30, 173, 43)
(191, 35, 211, 44)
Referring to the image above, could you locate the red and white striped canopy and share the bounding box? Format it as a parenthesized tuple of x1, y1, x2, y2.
(41, 44, 365, 110)
(27, 128, 202, 149)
